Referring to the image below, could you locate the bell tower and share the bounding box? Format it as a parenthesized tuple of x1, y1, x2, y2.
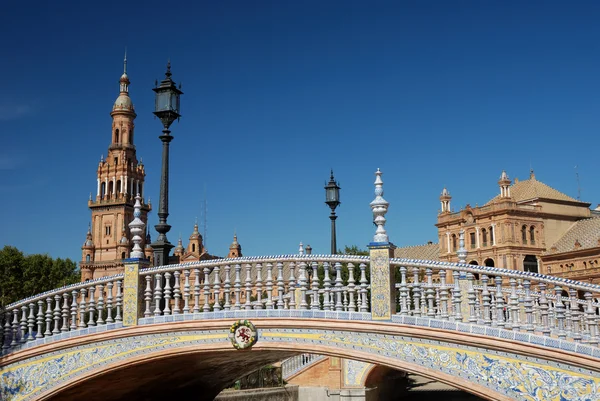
(81, 54, 152, 279)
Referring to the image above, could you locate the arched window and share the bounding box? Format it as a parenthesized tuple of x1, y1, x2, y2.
(482, 229, 488, 246)
(101, 182, 106, 200)
(108, 181, 114, 197)
(451, 234, 457, 251)
(86, 254, 91, 262)
(115, 129, 119, 143)
(489, 226, 494, 245)
(468, 260, 479, 265)
(192, 244, 196, 252)
(469, 232, 476, 249)
(116, 180, 122, 195)
(529, 226, 535, 245)
(121, 252, 126, 259)
(523, 255, 538, 273)
(484, 258, 495, 267)
(521, 225, 528, 244)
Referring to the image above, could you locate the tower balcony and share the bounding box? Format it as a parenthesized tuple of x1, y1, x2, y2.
(89, 193, 151, 211)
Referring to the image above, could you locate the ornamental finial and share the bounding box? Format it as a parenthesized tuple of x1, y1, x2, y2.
(128, 193, 145, 258)
(299, 242, 304, 255)
(369, 168, 390, 243)
(457, 229, 467, 264)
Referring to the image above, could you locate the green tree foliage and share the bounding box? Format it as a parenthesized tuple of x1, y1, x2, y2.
(0, 246, 79, 307)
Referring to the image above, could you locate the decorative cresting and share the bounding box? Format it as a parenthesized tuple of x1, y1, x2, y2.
(2, 322, 599, 401)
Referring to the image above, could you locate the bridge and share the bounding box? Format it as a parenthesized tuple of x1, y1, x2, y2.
(1, 170, 599, 401)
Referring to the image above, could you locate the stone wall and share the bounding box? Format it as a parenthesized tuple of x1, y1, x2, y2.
(216, 385, 298, 401)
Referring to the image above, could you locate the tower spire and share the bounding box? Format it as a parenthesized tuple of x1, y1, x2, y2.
(124, 48, 127, 74)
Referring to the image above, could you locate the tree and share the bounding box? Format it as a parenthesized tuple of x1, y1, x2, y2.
(0, 246, 79, 307)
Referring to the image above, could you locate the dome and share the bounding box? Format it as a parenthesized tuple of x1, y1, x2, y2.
(84, 239, 94, 247)
(113, 94, 133, 111)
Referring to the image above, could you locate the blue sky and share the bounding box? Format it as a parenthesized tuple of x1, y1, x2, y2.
(1, 1, 600, 263)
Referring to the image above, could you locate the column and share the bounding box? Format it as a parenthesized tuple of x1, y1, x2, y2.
(491, 223, 496, 246)
(124, 176, 128, 195)
(446, 232, 451, 254)
(96, 178, 100, 198)
(476, 227, 480, 249)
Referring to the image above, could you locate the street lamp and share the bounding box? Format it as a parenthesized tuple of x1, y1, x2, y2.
(151, 61, 183, 266)
(324, 170, 341, 254)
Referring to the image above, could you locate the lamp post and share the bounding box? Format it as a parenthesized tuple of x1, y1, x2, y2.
(324, 170, 341, 255)
(151, 61, 183, 266)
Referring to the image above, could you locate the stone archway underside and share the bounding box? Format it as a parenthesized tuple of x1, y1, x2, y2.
(1, 319, 599, 401)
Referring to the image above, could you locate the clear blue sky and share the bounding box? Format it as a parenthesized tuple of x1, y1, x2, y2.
(1, 1, 599, 263)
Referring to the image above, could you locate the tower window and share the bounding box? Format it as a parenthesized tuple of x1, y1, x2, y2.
(86, 255, 91, 262)
(192, 244, 196, 252)
(115, 129, 119, 143)
(489, 226, 494, 244)
(451, 234, 457, 251)
(529, 226, 535, 245)
(114, 157, 118, 166)
(522, 225, 528, 244)
(105, 226, 111, 236)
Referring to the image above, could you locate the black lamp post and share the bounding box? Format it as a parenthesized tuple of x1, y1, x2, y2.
(151, 61, 183, 266)
(324, 170, 341, 255)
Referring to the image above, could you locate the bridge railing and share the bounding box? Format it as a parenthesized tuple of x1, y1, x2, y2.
(0, 274, 124, 351)
(1, 254, 599, 354)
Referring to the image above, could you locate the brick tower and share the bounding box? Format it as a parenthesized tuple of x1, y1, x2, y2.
(80, 54, 152, 280)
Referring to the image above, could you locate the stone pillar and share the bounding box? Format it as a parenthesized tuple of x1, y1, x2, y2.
(123, 258, 149, 326)
(368, 169, 396, 321)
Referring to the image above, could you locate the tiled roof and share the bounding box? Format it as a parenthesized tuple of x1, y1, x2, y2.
(544, 217, 600, 255)
(394, 243, 440, 261)
(486, 176, 581, 205)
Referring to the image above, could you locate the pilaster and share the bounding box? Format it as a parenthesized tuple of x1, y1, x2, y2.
(123, 258, 150, 326)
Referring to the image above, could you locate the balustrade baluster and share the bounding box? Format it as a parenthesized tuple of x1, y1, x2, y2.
(569, 289, 581, 342)
(474, 288, 481, 322)
(554, 286, 566, 339)
(439, 270, 449, 320)
(87, 287, 96, 327)
(347, 263, 356, 312)
(399, 266, 408, 315)
(97, 284, 105, 324)
(584, 292, 598, 345)
(203, 268, 211, 312)
(426, 268, 435, 317)
(343, 290, 348, 311)
(451, 271, 462, 322)
(45, 297, 53, 334)
(435, 288, 441, 318)
(516, 280, 524, 327)
(183, 269, 191, 313)
(106, 282, 114, 323)
(62, 293, 70, 331)
(265, 263, 274, 309)
(51, 295, 61, 334)
(538, 283, 551, 336)
(508, 278, 519, 331)
(144, 275, 155, 317)
(467, 273, 477, 323)
(78, 290, 87, 328)
(494, 277, 504, 328)
(311, 261, 320, 310)
(173, 271, 181, 314)
(115, 280, 123, 322)
(3, 313, 11, 349)
(163, 272, 172, 315)
(288, 262, 296, 310)
(480, 275, 491, 326)
(19, 306, 27, 343)
(245, 264, 253, 310)
(334, 263, 343, 311)
(154, 274, 163, 316)
(523, 280, 534, 333)
(223, 265, 232, 310)
(297, 262, 307, 310)
(255, 264, 263, 310)
(11, 310, 19, 348)
(323, 262, 332, 311)
(26, 303, 35, 341)
(213, 266, 222, 311)
(234, 264, 242, 310)
(412, 267, 421, 317)
(276, 262, 284, 310)
(359, 263, 368, 312)
(564, 295, 573, 338)
(37, 299, 45, 338)
(420, 285, 427, 315)
(193, 268, 201, 313)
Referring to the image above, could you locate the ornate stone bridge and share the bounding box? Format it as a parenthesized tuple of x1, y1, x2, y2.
(1, 170, 599, 401)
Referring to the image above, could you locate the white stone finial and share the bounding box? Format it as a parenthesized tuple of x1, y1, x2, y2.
(369, 168, 390, 243)
(457, 229, 467, 264)
(129, 193, 145, 258)
(299, 242, 304, 255)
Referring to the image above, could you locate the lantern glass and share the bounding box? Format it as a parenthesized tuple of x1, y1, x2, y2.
(155, 90, 171, 113)
(326, 186, 339, 203)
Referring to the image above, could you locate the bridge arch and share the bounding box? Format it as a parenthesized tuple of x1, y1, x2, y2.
(2, 318, 599, 401)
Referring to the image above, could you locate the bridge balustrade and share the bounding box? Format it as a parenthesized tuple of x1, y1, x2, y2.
(1, 255, 599, 354)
